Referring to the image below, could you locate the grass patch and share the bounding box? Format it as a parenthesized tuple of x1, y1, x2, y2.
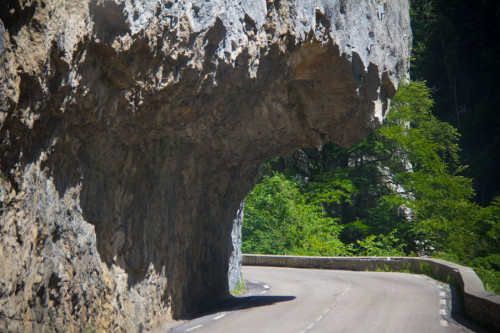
(474, 267, 500, 294)
(375, 264, 392, 272)
(230, 275, 245, 296)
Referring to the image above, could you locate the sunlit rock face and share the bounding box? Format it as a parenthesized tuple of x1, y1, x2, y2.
(0, 0, 410, 331)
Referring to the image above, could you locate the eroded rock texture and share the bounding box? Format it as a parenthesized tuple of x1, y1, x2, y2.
(0, 0, 410, 331)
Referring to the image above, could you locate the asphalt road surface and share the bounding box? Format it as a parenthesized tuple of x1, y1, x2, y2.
(165, 266, 481, 333)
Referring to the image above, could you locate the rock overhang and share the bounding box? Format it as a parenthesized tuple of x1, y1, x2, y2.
(0, 0, 411, 331)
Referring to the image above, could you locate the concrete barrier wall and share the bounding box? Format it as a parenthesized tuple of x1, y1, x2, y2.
(243, 254, 500, 331)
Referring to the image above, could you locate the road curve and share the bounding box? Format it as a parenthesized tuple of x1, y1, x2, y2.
(166, 266, 478, 333)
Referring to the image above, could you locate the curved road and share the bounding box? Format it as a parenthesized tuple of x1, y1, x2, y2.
(165, 266, 479, 333)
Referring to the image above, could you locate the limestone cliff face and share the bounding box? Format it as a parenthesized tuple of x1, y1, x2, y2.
(0, 0, 410, 331)
(228, 201, 244, 293)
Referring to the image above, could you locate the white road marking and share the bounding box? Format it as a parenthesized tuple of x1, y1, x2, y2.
(260, 290, 267, 294)
(263, 284, 270, 289)
(213, 313, 226, 321)
(329, 275, 352, 308)
(248, 281, 259, 284)
(440, 309, 446, 315)
(185, 324, 203, 332)
(439, 291, 446, 297)
(440, 299, 446, 305)
(440, 320, 449, 327)
(302, 275, 352, 332)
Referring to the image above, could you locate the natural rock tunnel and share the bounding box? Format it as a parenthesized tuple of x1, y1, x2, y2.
(0, 1, 410, 331)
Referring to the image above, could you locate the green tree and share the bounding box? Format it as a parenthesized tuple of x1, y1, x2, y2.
(410, 0, 500, 205)
(241, 173, 348, 256)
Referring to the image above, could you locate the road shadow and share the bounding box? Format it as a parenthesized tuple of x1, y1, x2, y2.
(187, 295, 296, 320)
(157, 294, 297, 332)
(448, 285, 490, 333)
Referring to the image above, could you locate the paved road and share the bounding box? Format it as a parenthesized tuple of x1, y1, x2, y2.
(166, 266, 479, 333)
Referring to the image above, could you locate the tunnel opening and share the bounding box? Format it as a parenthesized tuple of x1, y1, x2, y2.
(240, 139, 415, 262)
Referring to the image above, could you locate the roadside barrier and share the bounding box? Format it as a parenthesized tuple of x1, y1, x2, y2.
(243, 254, 500, 331)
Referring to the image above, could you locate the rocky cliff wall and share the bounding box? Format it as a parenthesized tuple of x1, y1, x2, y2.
(0, 1, 410, 331)
(228, 201, 243, 293)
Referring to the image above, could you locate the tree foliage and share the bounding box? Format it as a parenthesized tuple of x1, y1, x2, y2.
(409, 0, 500, 205)
(242, 173, 348, 256)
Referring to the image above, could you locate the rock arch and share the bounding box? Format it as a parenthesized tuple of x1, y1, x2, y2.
(0, 1, 410, 331)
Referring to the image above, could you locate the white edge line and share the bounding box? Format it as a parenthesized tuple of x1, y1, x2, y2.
(306, 323, 316, 330)
(185, 324, 204, 332)
(213, 313, 226, 320)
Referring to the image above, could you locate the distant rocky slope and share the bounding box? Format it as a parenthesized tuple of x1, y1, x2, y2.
(0, 1, 410, 331)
